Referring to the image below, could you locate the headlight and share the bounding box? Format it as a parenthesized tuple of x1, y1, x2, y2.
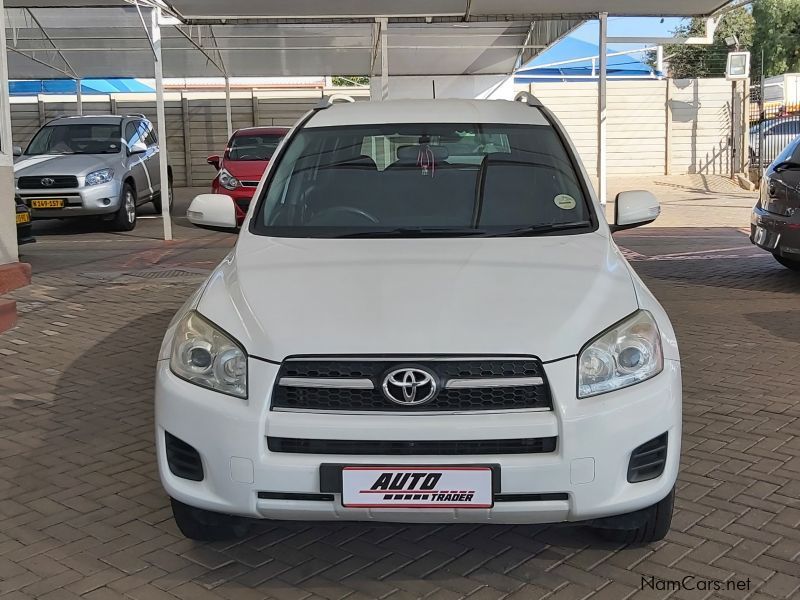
(218, 168, 241, 190)
(170, 311, 247, 398)
(578, 310, 663, 398)
(85, 168, 114, 186)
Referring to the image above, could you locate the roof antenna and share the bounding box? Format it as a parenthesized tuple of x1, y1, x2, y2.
(432, 80, 436, 99)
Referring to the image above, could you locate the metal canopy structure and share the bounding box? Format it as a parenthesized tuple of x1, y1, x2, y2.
(0, 0, 743, 254)
(2, 7, 580, 79)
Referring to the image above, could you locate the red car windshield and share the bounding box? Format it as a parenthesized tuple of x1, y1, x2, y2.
(228, 134, 284, 161)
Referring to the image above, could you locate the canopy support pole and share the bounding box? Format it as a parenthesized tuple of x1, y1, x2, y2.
(597, 12, 608, 206)
(0, 0, 18, 263)
(152, 6, 172, 242)
(225, 77, 233, 140)
(76, 79, 82, 115)
(379, 17, 389, 100)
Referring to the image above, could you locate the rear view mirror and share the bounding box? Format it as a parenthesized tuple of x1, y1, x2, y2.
(12, 145, 22, 157)
(207, 155, 221, 169)
(128, 141, 147, 155)
(612, 190, 660, 233)
(186, 194, 238, 231)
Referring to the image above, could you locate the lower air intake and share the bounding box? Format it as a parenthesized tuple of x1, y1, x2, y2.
(627, 433, 668, 483)
(165, 432, 204, 481)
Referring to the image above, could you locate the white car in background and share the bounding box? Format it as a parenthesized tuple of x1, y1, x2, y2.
(157, 95, 681, 544)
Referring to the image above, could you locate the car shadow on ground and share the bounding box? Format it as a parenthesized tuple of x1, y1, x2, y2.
(26, 311, 635, 593)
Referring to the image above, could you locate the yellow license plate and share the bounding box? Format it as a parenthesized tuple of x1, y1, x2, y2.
(31, 199, 65, 209)
(16, 212, 30, 224)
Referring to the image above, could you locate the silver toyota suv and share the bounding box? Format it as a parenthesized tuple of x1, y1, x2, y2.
(14, 114, 172, 231)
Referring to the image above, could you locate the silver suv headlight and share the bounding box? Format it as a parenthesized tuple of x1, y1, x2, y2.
(218, 168, 241, 190)
(578, 310, 663, 398)
(85, 168, 114, 186)
(170, 311, 247, 398)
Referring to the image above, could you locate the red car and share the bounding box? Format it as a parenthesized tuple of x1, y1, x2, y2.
(208, 127, 289, 224)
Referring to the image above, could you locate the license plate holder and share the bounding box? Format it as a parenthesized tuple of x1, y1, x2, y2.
(754, 225, 779, 250)
(30, 199, 65, 209)
(330, 465, 497, 509)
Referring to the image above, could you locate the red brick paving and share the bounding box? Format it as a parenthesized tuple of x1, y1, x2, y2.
(1, 208, 798, 599)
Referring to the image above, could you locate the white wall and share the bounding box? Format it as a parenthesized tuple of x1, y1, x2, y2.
(0, 163, 17, 266)
(372, 75, 513, 100)
(523, 78, 737, 177)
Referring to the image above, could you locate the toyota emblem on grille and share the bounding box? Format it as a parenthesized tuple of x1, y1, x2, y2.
(40, 177, 55, 187)
(382, 367, 438, 406)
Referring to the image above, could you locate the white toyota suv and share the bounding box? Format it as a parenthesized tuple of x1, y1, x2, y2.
(157, 95, 681, 544)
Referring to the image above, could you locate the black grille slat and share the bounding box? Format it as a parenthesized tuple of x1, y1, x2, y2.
(627, 433, 668, 483)
(272, 358, 551, 412)
(268, 437, 557, 455)
(18, 175, 79, 189)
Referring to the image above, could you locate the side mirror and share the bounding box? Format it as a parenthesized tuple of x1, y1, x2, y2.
(12, 145, 22, 157)
(128, 141, 148, 155)
(207, 155, 221, 170)
(186, 194, 238, 230)
(611, 190, 660, 233)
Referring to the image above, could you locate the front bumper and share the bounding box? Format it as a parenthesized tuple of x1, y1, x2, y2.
(155, 356, 682, 524)
(751, 205, 800, 258)
(17, 180, 122, 218)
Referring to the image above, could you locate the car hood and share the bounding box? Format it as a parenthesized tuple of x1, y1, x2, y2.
(14, 153, 121, 177)
(221, 159, 269, 180)
(197, 232, 639, 362)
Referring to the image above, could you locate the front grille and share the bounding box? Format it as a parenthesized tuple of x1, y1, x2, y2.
(165, 432, 204, 481)
(18, 175, 79, 189)
(268, 436, 557, 455)
(627, 433, 668, 483)
(272, 357, 552, 412)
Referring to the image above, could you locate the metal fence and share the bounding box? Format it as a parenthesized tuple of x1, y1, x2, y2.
(749, 87, 800, 171)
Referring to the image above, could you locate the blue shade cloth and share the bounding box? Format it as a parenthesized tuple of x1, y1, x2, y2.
(9, 78, 154, 95)
(515, 37, 661, 82)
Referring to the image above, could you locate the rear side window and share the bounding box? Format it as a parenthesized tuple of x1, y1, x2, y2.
(253, 122, 593, 238)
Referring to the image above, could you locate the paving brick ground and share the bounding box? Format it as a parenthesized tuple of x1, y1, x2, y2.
(1, 179, 798, 600)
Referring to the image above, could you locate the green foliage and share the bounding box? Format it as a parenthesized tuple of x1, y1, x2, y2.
(332, 76, 370, 87)
(654, 7, 754, 79)
(752, 0, 800, 77)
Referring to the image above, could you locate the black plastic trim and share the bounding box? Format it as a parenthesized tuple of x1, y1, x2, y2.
(257, 491, 334, 502)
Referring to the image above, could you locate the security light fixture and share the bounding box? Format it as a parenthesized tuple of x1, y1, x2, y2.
(726, 51, 750, 80)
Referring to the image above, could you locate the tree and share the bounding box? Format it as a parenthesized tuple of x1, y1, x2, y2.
(655, 7, 754, 79)
(752, 0, 800, 77)
(332, 76, 370, 87)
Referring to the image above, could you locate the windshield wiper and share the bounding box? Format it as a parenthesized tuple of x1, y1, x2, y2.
(336, 227, 489, 238)
(487, 221, 593, 237)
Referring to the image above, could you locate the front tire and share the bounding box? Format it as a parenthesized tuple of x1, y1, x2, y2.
(170, 498, 251, 541)
(774, 255, 800, 271)
(593, 487, 675, 544)
(112, 183, 137, 231)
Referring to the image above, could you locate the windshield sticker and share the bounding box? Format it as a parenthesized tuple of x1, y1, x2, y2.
(554, 194, 577, 210)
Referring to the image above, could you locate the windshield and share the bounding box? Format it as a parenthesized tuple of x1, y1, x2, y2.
(25, 123, 122, 155)
(228, 133, 285, 161)
(252, 122, 594, 238)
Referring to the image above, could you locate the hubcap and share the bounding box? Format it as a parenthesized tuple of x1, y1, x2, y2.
(125, 191, 135, 223)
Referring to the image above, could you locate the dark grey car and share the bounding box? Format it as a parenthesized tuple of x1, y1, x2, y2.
(14, 114, 172, 231)
(750, 134, 800, 271)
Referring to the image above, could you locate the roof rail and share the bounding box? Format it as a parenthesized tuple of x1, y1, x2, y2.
(315, 94, 357, 110)
(514, 91, 543, 107)
(123, 113, 147, 119)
